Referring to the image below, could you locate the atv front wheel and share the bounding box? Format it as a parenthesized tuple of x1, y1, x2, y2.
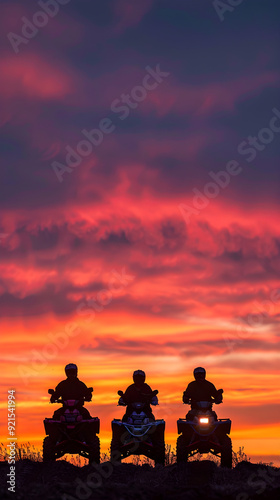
(176, 435, 189, 463)
(88, 436, 100, 464)
(220, 436, 232, 468)
(43, 436, 55, 463)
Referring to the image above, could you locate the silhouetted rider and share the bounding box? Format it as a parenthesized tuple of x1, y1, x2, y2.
(121, 370, 157, 422)
(51, 364, 92, 420)
(183, 367, 222, 420)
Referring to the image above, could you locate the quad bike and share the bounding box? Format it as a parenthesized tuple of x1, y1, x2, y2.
(43, 388, 100, 464)
(111, 389, 165, 465)
(176, 389, 232, 467)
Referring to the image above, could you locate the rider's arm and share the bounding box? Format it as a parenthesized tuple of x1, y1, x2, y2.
(211, 383, 223, 403)
(123, 385, 133, 404)
(209, 382, 222, 402)
(182, 383, 192, 403)
(51, 382, 63, 402)
(146, 385, 158, 405)
(80, 381, 92, 401)
(210, 382, 218, 396)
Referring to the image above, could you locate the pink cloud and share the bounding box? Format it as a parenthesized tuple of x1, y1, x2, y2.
(113, 0, 155, 33)
(0, 53, 75, 100)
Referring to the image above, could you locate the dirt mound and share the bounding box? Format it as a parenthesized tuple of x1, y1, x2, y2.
(0, 459, 279, 500)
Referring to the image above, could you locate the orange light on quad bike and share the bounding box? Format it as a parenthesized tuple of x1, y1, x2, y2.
(199, 418, 209, 424)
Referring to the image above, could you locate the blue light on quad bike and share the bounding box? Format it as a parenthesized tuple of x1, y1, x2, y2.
(199, 417, 209, 424)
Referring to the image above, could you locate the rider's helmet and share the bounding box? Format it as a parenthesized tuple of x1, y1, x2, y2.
(193, 367, 206, 381)
(65, 363, 78, 378)
(133, 369, 146, 386)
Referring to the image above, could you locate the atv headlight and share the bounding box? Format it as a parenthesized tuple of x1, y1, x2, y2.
(199, 417, 209, 424)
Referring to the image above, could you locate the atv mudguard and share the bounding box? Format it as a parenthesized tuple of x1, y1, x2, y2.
(111, 418, 165, 440)
(177, 418, 231, 437)
(44, 417, 100, 436)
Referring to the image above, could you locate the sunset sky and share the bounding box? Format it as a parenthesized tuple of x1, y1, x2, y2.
(0, 0, 280, 464)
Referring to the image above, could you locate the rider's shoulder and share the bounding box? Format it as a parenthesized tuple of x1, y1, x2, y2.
(76, 379, 89, 390)
(205, 380, 215, 388)
(144, 383, 153, 391)
(57, 379, 67, 387)
(188, 380, 196, 388)
(126, 383, 135, 391)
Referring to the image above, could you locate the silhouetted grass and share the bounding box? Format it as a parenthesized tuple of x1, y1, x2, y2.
(0, 442, 256, 467)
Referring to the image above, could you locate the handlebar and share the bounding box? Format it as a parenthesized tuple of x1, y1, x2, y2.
(51, 397, 63, 404)
(183, 388, 224, 405)
(48, 387, 93, 403)
(117, 389, 158, 396)
(117, 389, 158, 405)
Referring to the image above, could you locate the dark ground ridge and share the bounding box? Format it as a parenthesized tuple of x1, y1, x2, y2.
(0, 459, 280, 500)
